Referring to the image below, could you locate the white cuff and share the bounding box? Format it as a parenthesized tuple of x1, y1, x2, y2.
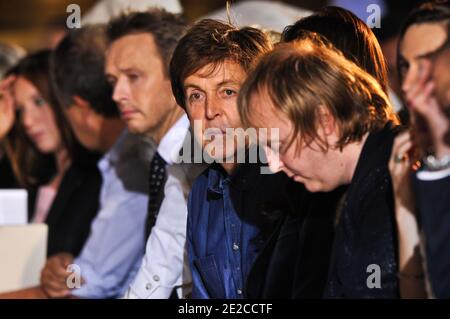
(417, 167, 450, 181)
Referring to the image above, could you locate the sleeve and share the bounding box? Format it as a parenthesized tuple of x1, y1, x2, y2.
(415, 174, 450, 298)
(350, 172, 399, 298)
(124, 173, 189, 299)
(416, 167, 450, 181)
(71, 191, 148, 299)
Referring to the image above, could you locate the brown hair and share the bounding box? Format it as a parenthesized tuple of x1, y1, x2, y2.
(52, 25, 118, 117)
(397, 0, 450, 149)
(398, 0, 450, 83)
(239, 34, 399, 151)
(170, 19, 273, 109)
(5, 50, 74, 187)
(106, 8, 188, 76)
(282, 6, 389, 93)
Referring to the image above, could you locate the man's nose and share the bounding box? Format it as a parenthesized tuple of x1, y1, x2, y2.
(112, 77, 130, 104)
(264, 145, 283, 173)
(205, 96, 222, 120)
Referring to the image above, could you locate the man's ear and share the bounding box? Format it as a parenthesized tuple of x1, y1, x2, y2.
(317, 105, 336, 136)
(72, 95, 91, 115)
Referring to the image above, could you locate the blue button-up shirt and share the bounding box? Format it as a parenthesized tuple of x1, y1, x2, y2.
(187, 164, 267, 299)
(71, 130, 154, 298)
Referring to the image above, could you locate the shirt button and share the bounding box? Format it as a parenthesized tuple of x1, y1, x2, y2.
(153, 275, 160, 282)
(145, 283, 152, 290)
(233, 243, 239, 251)
(237, 289, 243, 295)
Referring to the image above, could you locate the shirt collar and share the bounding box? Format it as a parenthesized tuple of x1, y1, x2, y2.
(206, 164, 224, 194)
(206, 160, 264, 198)
(351, 121, 399, 185)
(157, 114, 190, 165)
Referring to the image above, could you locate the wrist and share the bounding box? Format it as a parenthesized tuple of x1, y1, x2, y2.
(435, 144, 450, 159)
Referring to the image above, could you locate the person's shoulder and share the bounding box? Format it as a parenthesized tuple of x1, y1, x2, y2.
(121, 133, 155, 165)
(170, 161, 209, 187)
(61, 161, 102, 192)
(106, 134, 153, 195)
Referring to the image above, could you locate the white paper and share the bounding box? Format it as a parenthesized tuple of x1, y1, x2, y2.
(0, 224, 48, 293)
(0, 189, 28, 225)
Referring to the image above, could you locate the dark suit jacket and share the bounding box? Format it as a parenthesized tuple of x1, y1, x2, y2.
(324, 123, 400, 298)
(0, 154, 18, 188)
(246, 181, 344, 299)
(415, 173, 450, 298)
(28, 160, 102, 257)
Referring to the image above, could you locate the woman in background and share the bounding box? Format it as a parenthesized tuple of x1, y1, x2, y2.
(0, 42, 25, 188)
(389, 0, 450, 298)
(2, 50, 101, 257)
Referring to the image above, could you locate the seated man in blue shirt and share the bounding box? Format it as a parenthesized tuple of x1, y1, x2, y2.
(45, 25, 155, 299)
(169, 19, 298, 298)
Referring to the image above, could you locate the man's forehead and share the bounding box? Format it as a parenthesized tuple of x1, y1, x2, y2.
(185, 61, 246, 85)
(107, 33, 161, 68)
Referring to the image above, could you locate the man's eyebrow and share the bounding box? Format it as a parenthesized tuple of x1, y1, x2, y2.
(184, 80, 240, 91)
(118, 67, 140, 73)
(217, 80, 240, 87)
(184, 83, 203, 90)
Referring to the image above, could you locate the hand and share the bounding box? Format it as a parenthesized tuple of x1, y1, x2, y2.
(390, 131, 427, 299)
(40, 253, 76, 298)
(389, 131, 415, 213)
(0, 75, 16, 140)
(403, 59, 450, 158)
(0, 286, 48, 299)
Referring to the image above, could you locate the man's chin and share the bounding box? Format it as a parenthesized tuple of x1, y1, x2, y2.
(206, 152, 228, 162)
(79, 138, 99, 152)
(298, 179, 321, 193)
(125, 121, 146, 135)
(304, 180, 335, 193)
(303, 183, 319, 193)
(204, 150, 238, 164)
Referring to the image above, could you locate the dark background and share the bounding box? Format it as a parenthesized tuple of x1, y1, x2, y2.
(0, 0, 328, 51)
(0, 0, 427, 51)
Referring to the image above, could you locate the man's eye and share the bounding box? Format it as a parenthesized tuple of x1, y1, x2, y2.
(128, 74, 139, 82)
(107, 78, 116, 87)
(224, 89, 236, 96)
(189, 93, 202, 102)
